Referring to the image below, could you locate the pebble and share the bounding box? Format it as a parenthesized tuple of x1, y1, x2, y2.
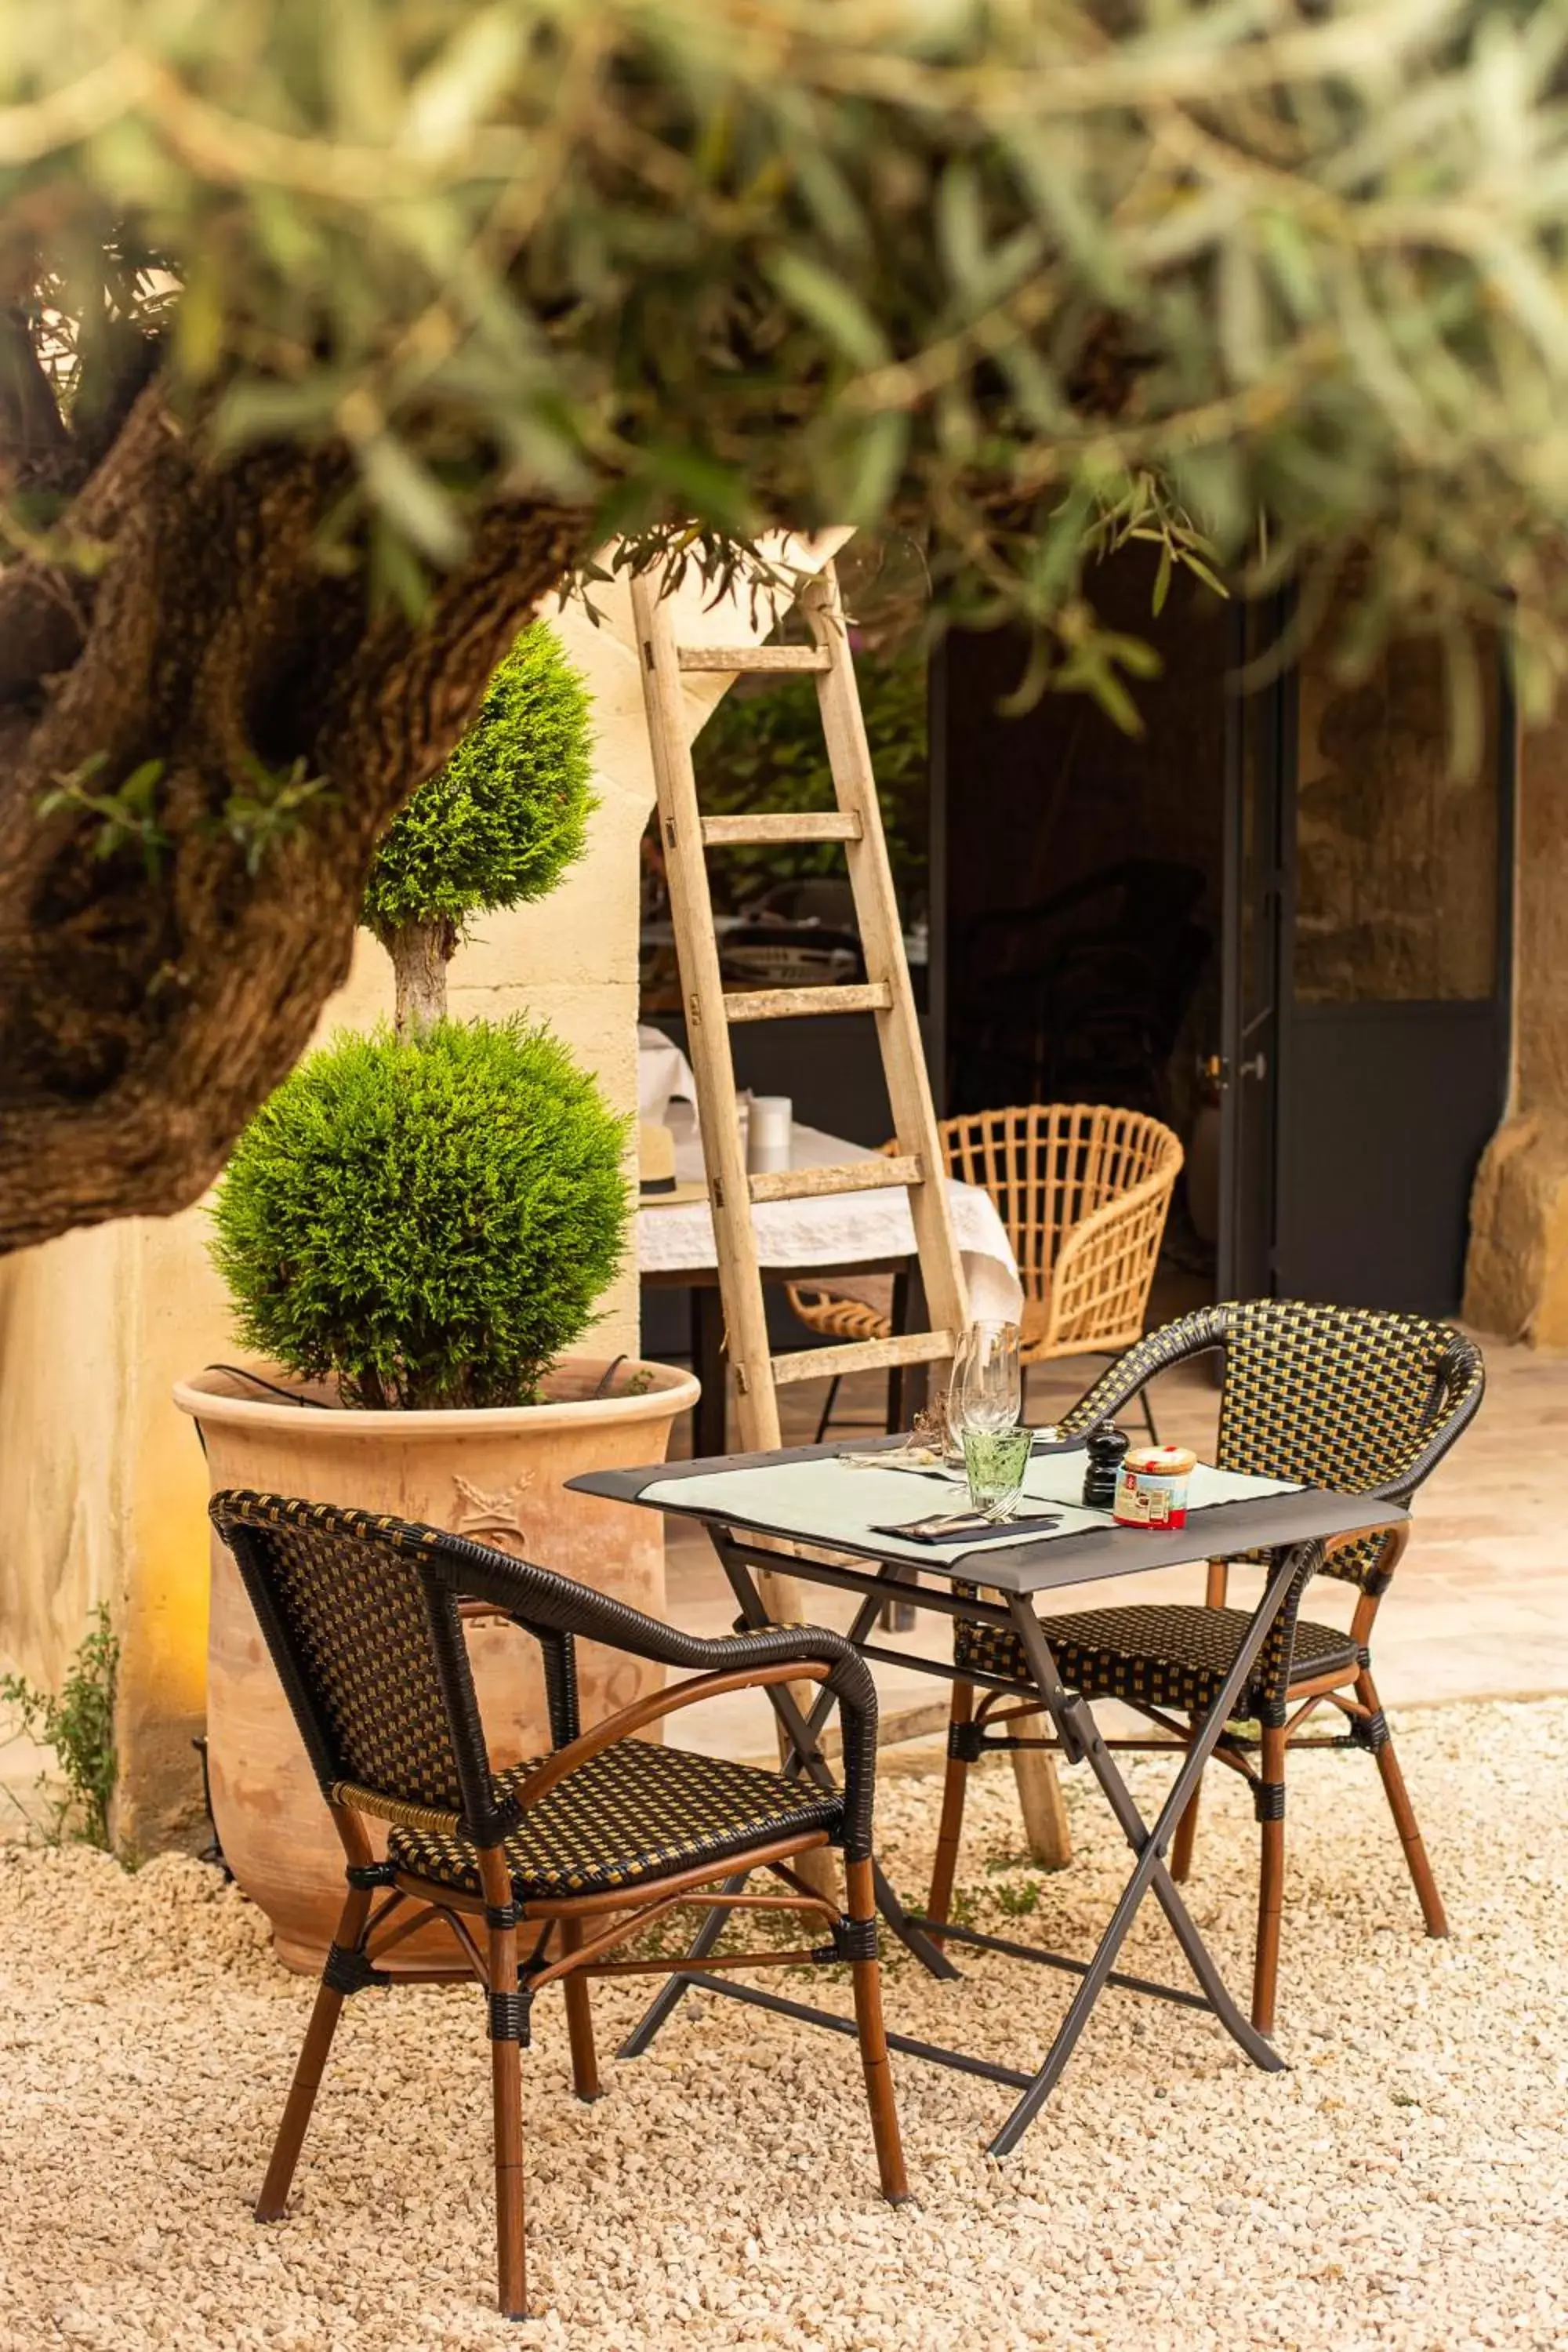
(0, 1700, 1565, 2348)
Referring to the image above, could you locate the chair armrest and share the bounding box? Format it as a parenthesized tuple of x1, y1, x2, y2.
(1360, 1333, 1486, 1504)
(1059, 1302, 1232, 1436)
(434, 1530, 867, 1686)
(1047, 1165, 1181, 1352)
(429, 1531, 881, 1860)
(512, 1660, 837, 1813)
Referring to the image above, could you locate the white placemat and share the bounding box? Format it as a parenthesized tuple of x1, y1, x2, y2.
(640, 1449, 1303, 1567)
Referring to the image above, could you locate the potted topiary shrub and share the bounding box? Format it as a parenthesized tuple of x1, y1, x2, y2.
(361, 615, 599, 1039)
(175, 622, 697, 1971)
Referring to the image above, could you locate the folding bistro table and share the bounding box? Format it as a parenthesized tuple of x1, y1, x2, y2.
(569, 1438, 1405, 2155)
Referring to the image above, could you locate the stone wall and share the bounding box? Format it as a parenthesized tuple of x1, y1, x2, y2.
(1295, 635, 1500, 1007)
(1465, 693, 1568, 1343)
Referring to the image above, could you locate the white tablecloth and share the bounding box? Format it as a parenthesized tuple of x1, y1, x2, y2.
(637, 1116, 1024, 1323)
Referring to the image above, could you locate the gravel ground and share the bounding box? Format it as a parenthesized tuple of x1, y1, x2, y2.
(2, 1699, 1566, 2352)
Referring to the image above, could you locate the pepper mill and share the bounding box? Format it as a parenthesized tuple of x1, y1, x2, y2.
(1081, 1420, 1129, 1511)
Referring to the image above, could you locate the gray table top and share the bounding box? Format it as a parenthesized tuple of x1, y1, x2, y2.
(568, 1435, 1407, 1598)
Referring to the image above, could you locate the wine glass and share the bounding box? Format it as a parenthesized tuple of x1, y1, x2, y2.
(958, 1319, 1022, 1434)
(940, 1325, 980, 1467)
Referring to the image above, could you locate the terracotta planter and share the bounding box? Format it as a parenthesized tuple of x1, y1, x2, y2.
(173, 1357, 699, 1973)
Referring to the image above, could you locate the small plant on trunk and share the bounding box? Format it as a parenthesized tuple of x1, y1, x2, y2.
(362, 621, 596, 1036)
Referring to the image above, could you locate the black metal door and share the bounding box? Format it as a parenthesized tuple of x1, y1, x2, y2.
(1220, 615, 1513, 1315)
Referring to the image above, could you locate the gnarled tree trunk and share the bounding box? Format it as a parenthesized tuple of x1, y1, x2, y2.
(0, 374, 590, 1254)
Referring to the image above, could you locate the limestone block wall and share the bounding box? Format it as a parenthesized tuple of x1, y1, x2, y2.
(1465, 693, 1568, 1343)
(0, 535, 846, 1849)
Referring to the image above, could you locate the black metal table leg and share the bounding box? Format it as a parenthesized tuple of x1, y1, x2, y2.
(886, 1266, 912, 1436)
(618, 1555, 960, 2062)
(984, 1544, 1314, 2156)
(691, 1286, 728, 1458)
(715, 1539, 960, 1980)
(880, 1269, 917, 1630)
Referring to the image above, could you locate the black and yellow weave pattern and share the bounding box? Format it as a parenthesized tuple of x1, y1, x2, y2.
(1214, 1299, 1483, 1592)
(214, 1493, 469, 1813)
(387, 1740, 842, 1899)
(957, 1298, 1483, 1711)
(211, 1489, 887, 1867)
(955, 1601, 1362, 1718)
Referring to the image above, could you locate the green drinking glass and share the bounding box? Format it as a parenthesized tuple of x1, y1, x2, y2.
(961, 1425, 1033, 1522)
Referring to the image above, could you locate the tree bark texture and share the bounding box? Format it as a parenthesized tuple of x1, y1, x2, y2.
(0, 377, 589, 1254)
(390, 918, 457, 1040)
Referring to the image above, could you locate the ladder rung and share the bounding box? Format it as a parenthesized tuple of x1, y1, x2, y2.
(677, 645, 831, 673)
(748, 1155, 922, 1206)
(701, 813, 862, 847)
(725, 982, 891, 1024)
(771, 1330, 956, 1386)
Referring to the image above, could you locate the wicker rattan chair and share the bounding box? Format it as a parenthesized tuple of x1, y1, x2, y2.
(211, 1490, 906, 2320)
(941, 1103, 1183, 1436)
(789, 1105, 1181, 1441)
(924, 1301, 1484, 2034)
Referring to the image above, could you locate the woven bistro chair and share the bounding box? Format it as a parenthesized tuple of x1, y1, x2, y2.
(210, 1491, 906, 2321)
(789, 1106, 1181, 1443)
(940, 1104, 1183, 1438)
(924, 1301, 1484, 2034)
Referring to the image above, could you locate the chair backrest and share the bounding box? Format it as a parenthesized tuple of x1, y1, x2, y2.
(209, 1492, 546, 1840)
(1062, 1300, 1483, 1592)
(939, 1102, 1181, 1327)
(1213, 1298, 1484, 1589)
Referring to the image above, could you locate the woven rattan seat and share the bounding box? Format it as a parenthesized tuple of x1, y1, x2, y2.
(388, 1741, 842, 1900)
(955, 1602, 1363, 1719)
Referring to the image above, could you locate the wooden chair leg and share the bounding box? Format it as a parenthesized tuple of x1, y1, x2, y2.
(256, 1882, 370, 2222)
(558, 1916, 602, 2103)
(1252, 1722, 1288, 2035)
(1358, 1668, 1447, 1937)
(488, 1909, 528, 2319)
(1169, 1714, 1203, 1883)
(844, 1859, 909, 2205)
(925, 1682, 975, 1940)
(813, 1375, 843, 1444)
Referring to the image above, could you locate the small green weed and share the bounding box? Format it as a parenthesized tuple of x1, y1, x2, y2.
(993, 1877, 1043, 1919)
(0, 1606, 119, 1850)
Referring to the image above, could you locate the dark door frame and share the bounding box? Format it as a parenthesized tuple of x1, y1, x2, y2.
(1219, 614, 1516, 1312)
(1217, 594, 1289, 1301)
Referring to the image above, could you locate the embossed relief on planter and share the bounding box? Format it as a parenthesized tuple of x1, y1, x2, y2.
(450, 1472, 536, 1550)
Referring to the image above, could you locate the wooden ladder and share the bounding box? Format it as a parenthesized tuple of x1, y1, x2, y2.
(633, 556, 969, 1491)
(633, 552, 1072, 1867)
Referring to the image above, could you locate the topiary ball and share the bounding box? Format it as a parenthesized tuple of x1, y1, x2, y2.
(209, 1018, 630, 1410)
(362, 621, 596, 943)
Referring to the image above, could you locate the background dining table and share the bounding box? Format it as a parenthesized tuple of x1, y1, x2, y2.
(637, 1028, 1024, 1455)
